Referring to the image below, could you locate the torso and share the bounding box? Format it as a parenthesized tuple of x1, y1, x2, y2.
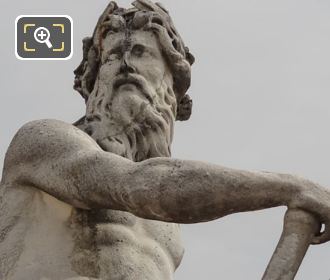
(0, 185, 184, 280)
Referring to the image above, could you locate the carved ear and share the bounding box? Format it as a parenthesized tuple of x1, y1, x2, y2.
(73, 37, 100, 101)
(176, 95, 193, 121)
(185, 47, 195, 65)
(73, 37, 93, 100)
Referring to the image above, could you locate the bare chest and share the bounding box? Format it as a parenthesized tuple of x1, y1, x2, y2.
(71, 208, 184, 278)
(3, 189, 184, 279)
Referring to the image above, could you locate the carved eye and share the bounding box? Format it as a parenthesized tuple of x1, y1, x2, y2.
(103, 29, 115, 39)
(106, 50, 121, 63)
(108, 53, 119, 61)
(132, 45, 145, 57)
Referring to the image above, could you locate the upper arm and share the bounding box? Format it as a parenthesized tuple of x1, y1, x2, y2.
(2, 119, 134, 209)
(3, 119, 102, 181)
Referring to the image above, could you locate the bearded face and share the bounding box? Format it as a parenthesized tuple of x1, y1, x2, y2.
(80, 30, 177, 161)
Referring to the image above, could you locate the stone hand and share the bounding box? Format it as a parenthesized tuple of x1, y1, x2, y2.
(288, 178, 330, 244)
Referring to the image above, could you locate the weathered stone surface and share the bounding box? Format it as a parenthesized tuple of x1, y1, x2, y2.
(1, 1, 330, 279)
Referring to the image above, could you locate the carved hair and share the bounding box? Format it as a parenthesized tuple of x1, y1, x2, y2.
(73, 0, 195, 121)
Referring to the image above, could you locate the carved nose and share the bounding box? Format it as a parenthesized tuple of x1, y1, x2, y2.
(120, 52, 135, 74)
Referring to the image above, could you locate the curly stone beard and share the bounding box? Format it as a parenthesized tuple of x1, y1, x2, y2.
(78, 73, 177, 162)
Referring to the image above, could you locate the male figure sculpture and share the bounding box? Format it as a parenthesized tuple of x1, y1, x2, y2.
(1, 1, 330, 279)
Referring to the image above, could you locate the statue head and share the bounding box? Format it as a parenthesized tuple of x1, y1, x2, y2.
(73, 0, 194, 161)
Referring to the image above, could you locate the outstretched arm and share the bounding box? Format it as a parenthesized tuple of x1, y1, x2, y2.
(3, 119, 330, 242)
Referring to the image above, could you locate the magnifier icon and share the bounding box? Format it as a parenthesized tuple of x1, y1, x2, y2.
(34, 27, 53, 49)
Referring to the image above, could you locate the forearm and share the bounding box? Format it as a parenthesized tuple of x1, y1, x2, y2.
(15, 150, 299, 222)
(116, 158, 301, 223)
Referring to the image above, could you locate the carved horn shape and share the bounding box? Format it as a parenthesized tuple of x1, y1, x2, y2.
(262, 209, 319, 280)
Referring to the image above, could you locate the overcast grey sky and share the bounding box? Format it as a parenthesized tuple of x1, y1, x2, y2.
(1, 0, 330, 279)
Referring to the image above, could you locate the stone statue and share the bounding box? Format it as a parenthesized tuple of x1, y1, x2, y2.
(1, 1, 329, 279)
